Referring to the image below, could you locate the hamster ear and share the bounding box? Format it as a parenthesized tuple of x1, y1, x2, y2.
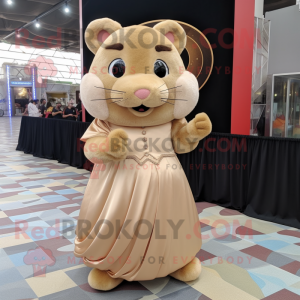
(85, 18, 122, 54)
(153, 20, 187, 54)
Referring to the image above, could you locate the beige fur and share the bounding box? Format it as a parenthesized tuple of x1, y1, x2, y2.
(84, 129, 128, 163)
(88, 268, 123, 291)
(173, 71, 200, 119)
(80, 18, 212, 290)
(80, 73, 109, 121)
(170, 257, 202, 282)
(81, 18, 212, 162)
(171, 113, 212, 154)
(153, 20, 187, 54)
(85, 18, 122, 54)
(80, 20, 207, 128)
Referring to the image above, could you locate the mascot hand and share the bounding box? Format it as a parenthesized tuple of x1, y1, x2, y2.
(106, 129, 129, 161)
(84, 129, 128, 163)
(187, 113, 212, 141)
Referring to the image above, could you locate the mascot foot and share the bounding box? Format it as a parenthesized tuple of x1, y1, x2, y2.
(170, 257, 201, 282)
(88, 268, 123, 291)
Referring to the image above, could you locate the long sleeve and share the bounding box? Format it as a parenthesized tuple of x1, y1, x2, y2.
(80, 119, 111, 142)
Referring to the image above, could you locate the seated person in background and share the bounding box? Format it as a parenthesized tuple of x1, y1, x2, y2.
(52, 102, 63, 119)
(23, 104, 29, 116)
(15, 103, 22, 114)
(39, 98, 46, 117)
(76, 96, 82, 121)
(63, 101, 77, 121)
(34, 99, 40, 109)
(69, 98, 76, 106)
(28, 100, 41, 117)
(45, 102, 53, 118)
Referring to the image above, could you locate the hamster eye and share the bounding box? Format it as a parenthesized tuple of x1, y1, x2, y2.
(154, 60, 169, 78)
(108, 58, 125, 78)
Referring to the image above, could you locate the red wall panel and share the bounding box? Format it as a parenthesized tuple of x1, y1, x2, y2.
(231, 0, 255, 134)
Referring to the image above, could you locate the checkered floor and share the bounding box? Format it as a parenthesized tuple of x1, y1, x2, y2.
(0, 117, 300, 300)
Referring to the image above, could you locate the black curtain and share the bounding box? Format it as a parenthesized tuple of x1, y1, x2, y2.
(82, 0, 235, 132)
(17, 117, 300, 229)
(177, 133, 300, 229)
(16, 116, 90, 169)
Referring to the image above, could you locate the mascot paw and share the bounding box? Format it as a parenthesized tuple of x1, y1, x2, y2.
(187, 113, 212, 140)
(88, 268, 123, 291)
(170, 257, 201, 282)
(107, 129, 129, 161)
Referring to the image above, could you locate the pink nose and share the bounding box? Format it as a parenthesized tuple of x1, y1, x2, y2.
(134, 89, 150, 99)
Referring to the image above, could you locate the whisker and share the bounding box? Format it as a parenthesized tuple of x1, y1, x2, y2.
(109, 100, 124, 104)
(94, 86, 126, 93)
(157, 83, 167, 89)
(161, 100, 174, 105)
(160, 91, 182, 94)
(161, 98, 188, 101)
(91, 98, 123, 101)
(160, 85, 182, 92)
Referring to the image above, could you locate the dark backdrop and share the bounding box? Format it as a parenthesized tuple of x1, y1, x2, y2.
(81, 0, 235, 133)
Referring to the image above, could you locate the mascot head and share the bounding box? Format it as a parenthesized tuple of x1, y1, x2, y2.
(80, 18, 202, 126)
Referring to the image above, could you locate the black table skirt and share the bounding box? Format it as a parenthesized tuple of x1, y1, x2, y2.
(16, 116, 91, 169)
(16, 116, 300, 229)
(177, 133, 300, 229)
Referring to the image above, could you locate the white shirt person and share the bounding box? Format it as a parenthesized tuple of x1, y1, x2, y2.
(28, 100, 41, 117)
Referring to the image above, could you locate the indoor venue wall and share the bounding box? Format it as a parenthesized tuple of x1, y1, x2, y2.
(266, 5, 300, 75)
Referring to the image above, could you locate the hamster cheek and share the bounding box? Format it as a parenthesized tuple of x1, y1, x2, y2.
(80, 73, 109, 120)
(173, 71, 199, 119)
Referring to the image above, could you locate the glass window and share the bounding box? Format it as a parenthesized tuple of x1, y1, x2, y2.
(287, 79, 300, 138)
(272, 76, 288, 137)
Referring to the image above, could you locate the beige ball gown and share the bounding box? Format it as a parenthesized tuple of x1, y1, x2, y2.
(74, 119, 202, 281)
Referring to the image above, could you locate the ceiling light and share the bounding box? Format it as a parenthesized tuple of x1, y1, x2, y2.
(35, 20, 40, 28)
(7, 0, 13, 5)
(19, 77, 22, 81)
(64, 2, 70, 13)
(274, 94, 277, 97)
(16, 30, 20, 38)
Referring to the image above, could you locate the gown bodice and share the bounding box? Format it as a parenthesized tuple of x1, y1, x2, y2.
(81, 119, 176, 165)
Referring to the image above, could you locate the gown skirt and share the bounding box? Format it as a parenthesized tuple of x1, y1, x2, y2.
(74, 156, 202, 281)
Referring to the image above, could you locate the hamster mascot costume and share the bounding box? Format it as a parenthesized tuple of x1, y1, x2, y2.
(74, 18, 213, 291)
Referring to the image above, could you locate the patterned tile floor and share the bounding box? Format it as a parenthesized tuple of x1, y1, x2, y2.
(0, 117, 300, 300)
